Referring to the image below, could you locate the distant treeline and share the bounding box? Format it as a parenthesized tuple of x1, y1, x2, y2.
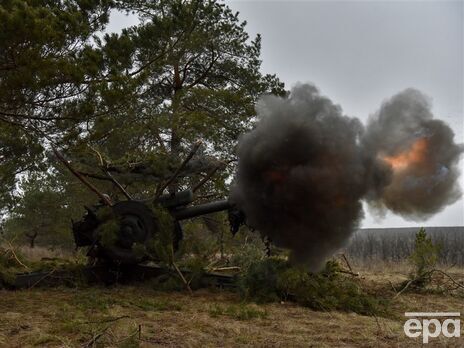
(345, 227, 464, 266)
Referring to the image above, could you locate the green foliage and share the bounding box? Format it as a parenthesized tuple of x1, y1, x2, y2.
(179, 256, 207, 290)
(148, 273, 184, 291)
(1, 0, 285, 225)
(0, 124, 44, 207)
(2, 175, 76, 248)
(0, 247, 22, 286)
(239, 257, 288, 303)
(0, 0, 112, 205)
(178, 219, 221, 263)
(0, 0, 287, 284)
(0, 244, 89, 288)
(97, 219, 121, 247)
(408, 227, 441, 288)
(239, 258, 389, 316)
(148, 204, 175, 263)
(92, 203, 178, 262)
(228, 233, 267, 271)
(94, 206, 120, 248)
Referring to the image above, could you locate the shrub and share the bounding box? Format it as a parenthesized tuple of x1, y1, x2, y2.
(239, 258, 388, 316)
(228, 239, 267, 272)
(408, 227, 441, 288)
(0, 244, 89, 288)
(0, 246, 29, 286)
(238, 257, 288, 303)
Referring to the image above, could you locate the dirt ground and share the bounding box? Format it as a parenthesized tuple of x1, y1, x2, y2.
(0, 269, 463, 347)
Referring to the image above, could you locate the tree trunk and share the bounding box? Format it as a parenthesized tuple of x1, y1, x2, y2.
(169, 63, 184, 194)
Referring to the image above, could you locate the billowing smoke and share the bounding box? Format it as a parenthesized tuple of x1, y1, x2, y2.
(231, 84, 462, 271)
(231, 84, 369, 270)
(363, 89, 463, 219)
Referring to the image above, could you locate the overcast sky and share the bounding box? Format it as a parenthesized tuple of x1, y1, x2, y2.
(110, 1, 463, 228)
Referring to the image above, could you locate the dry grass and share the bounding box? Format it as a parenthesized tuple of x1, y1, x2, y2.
(0, 243, 75, 264)
(349, 258, 463, 276)
(14, 246, 73, 262)
(0, 265, 462, 347)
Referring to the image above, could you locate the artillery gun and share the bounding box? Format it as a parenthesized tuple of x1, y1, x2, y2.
(72, 190, 245, 264)
(0, 145, 247, 290)
(48, 145, 246, 266)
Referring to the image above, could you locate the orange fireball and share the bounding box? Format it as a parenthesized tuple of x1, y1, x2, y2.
(382, 138, 428, 170)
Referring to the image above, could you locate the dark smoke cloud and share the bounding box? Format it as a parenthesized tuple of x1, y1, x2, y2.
(231, 84, 369, 271)
(231, 84, 462, 271)
(363, 88, 463, 219)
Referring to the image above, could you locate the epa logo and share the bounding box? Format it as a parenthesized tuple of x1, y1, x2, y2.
(404, 312, 461, 344)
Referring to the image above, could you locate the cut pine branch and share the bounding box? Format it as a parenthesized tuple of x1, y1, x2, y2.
(155, 140, 203, 198)
(89, 146, 132, 200)
(52, 146, 113, 206)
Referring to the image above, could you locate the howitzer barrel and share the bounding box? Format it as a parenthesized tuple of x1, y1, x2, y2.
(156, 190, 194, 208)
(172, 199, 231, 220)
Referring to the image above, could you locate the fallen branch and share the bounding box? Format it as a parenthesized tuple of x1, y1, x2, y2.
(431, 269, 464, 290)
(172, 261, 193, 295)
(1, 238, 30, 271)
(389, 280, 398, 293)
(28, 268, 57, 289)
(83, 325, 111, 348)
(340, 253, 354, 273)
(113, 327, 140, 345)
(393, 268, 464, 299)
(338, 269, 360, 277)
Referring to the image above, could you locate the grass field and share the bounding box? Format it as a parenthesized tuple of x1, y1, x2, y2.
(0, 266, 463, 347)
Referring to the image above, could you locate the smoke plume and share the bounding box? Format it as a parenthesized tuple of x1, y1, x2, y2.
(363, 89, 462, 219)
(231, 84, 462, 271)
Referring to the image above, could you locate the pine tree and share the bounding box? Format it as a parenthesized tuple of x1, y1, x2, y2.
(0, 0, 285, 250)
(1, 0, 285, 211)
